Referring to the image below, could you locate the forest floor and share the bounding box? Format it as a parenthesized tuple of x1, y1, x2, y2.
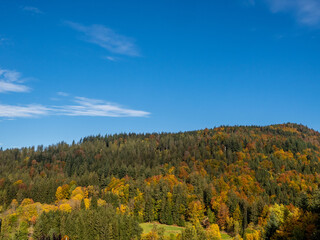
(140, 222, 184, 236)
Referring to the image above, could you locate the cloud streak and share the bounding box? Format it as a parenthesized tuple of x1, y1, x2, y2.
(103, 56, 118, 62)
(57, 91, 69, 97)
(65, 21, 139, 56)
(0, 69, 31, 93)
(264, 0, 320, 26)
(56, 97, 150, 117)
(0, 68, 148, 119)
(0, 104, 50, 118)
(0, 97, 150, 119)
(22, 6, 44, 14)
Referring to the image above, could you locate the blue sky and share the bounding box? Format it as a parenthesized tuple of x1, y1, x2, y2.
(0, 0, 320, 149)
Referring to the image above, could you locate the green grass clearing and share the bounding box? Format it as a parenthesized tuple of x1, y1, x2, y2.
(140, 222, 232, 239)
(140, 222, 184, 236)
(221, 231, 232, 240)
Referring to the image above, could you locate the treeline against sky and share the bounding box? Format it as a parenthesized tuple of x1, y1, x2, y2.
(1, 123, 320, 239)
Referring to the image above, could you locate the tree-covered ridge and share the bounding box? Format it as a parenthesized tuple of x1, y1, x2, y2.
(1, 123, 320, 239)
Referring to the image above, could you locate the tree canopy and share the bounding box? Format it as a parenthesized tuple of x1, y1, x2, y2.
(1, 123, 320, 239)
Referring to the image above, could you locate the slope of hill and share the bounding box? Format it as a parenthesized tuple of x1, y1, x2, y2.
(0, 123, 320, 239)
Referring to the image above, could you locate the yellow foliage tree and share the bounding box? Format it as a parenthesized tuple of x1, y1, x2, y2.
(206, 224, 222, 240)
(97, 198, 106, 207)
(84, 198, 90, 210)
(71, 187, 85, 199)
(117, 204, 127, 215)
(56, 186, 64, 201)
(105, 178, 130, 203)
(21, 198, 34, 206)
(233, 205, 242, 223)
(134, 189, 144, 220)
(141, 231, 159, 240)
(56, 184, 71, 201)
(188, 200, 205, 223)
(86, 185, 96, 197)
(72, 194, 84, 201)
(59, 203, 72, 213)
(244, 231, 260, 240)
(21, 203, 42, 222)
(42, 204, 58, 213)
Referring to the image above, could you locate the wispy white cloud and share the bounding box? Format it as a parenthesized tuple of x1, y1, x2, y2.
(263, 0, 320, 26)
(56, 97, 150, 117)
(0, 97, 150, 119)
(0, 68, 31, 93)
(0, 67, 148, 119)
(22, 6, 43, 14)
(0, 104, 50, 118)
(65, 21, 139, 56)
(103, 56, 118, 62)
(57, 91, 69, 97)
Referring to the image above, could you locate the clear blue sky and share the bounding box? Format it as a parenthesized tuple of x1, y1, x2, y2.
(0, 0, 320, 149)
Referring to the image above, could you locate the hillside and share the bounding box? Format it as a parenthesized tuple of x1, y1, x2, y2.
(1, 123, 320, 239)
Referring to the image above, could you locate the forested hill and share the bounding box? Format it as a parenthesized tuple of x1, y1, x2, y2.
(1, 123, 320, 239)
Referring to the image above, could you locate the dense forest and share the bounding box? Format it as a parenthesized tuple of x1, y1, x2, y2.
(1, 123, 320, 239)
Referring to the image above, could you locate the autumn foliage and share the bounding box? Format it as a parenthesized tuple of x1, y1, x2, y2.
(0, 123, 320, 239)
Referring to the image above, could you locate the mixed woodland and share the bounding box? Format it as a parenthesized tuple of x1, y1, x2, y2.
(1, 123, 320, 239)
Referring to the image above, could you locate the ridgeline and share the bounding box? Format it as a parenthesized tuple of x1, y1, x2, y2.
(1, 123, 320, 239)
